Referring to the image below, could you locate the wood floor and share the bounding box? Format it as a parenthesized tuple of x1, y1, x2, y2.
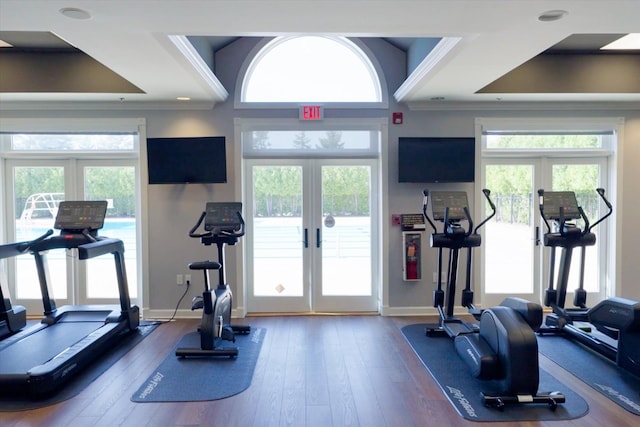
(1, 315, 637, 427)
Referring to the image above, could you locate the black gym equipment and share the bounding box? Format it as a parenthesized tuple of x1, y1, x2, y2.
(0, 230, 53, 340)
(0, 200, 139, 397)
(422, 189, 495, 337)
(538, 188, 640, 377)
(422, 189, 564, 410)
(538, 188, 612, 325)
(175, 202, 250, 358)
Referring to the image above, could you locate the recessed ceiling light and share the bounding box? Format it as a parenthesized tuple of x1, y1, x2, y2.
(0, 39, 13, 48)
(601, 33, 640, 50)
(538, 10, 568, 22)
(176, 97, 191, 101)
(59, 7, 92, 20)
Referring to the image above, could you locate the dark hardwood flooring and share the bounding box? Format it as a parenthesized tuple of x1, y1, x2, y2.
(1, 315, 637, 427)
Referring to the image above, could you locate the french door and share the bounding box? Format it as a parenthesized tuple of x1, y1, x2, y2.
(481, 157, 609, 308)
(245, 158, 379, 313)
(5, 159, 138, 313)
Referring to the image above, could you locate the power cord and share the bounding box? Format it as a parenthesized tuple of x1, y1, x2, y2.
(167, 279, 191, 322)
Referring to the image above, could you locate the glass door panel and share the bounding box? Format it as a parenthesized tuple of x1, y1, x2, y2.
(482, 162, 540, 308)
(11, 164, 69, 312)
(314, 163, 376, 312)
(82, 165, 137, 301)
(246, 159, 378, 313)
(247, 163, 309, 312)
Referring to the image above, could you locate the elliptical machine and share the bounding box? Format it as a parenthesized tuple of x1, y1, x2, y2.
(422, 189, 495, 337)
(175, 202, 250, 358)
(422, 189, 565, 410)
(538, 188, 640, 377)
(538, 188, 612, 327)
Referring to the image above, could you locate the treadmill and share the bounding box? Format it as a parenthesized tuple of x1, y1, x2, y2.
(0, 201, 139, 397)
(0, 230, 53, 340)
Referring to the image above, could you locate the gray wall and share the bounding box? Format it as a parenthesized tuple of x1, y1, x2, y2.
(2, 37, 639, 316)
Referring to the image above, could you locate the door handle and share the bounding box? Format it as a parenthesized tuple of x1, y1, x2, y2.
(303, 228, 308, 248)
(316, 228, 321, 248)
(535, 226, 540, 246)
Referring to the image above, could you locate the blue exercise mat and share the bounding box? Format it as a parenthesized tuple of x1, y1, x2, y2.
(537, 333, 640, 415)
(131, 327, 265, 402)
(401, 323, 589, 422)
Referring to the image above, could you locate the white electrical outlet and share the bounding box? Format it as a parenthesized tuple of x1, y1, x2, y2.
(184, 274, 191, 284)
(176, 274, 184, 286)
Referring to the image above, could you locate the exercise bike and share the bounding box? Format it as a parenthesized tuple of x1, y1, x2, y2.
(422, 189, 565, 410)
(175, 202, 250, 358)
(537, 188, 640, 377)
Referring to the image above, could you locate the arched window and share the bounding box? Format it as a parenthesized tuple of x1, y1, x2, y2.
(240, 36, 384, 104)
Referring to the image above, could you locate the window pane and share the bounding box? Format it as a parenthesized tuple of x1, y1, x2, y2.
(243, 130, 379, 156)
(486, 134, 603, 150)
(84, 167, 137, 299)
(9, 133, 135, 151)
(243, 36, 380, 103)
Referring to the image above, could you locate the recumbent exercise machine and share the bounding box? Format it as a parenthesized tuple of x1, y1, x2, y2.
(176, 202, 250, 358)
(422, 189, 565, 410)
(537, 188, 640, 377)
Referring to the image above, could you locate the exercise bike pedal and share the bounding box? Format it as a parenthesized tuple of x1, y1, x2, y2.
(190, 296, 204, 310)
(220, 325, 236, 342)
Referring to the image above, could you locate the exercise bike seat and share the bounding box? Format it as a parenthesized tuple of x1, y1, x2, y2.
(189, 260, 221, 271)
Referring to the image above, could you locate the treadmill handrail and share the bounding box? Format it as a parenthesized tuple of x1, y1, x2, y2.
(77, 237, 125, 260)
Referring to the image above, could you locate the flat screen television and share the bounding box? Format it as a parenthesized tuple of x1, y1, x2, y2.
(398, 137, 475, 183)
(147, 136, 227, 184)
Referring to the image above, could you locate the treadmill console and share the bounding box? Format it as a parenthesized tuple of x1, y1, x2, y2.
(54, 200, 108, 231)
(430, 191, 469, 221)
(542, 191, 581, 220)
(204, 202, 243, 232)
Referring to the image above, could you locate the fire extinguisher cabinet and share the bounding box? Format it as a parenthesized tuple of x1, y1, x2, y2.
(402, 232, 422, 281)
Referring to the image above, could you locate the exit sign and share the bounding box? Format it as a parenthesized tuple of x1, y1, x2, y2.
(299, 105, 324, 121)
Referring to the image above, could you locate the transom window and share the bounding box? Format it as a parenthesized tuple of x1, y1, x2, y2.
(241, 36, 383, 104)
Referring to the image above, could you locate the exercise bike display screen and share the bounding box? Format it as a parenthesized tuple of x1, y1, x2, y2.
(204, 202, 243, 231)
(430, 191, 469, 221)
(54, 201, 108, 231)
(542, 191, 581, 220)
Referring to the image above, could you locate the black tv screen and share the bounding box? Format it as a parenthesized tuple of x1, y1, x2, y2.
(398, 137, 475, 183)
(147, 136, 227, 184)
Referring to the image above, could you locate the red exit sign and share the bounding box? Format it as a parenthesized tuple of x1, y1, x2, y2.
(299, 105, 324, 121)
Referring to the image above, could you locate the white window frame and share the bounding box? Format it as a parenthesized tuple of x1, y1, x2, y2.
(0, 118, 148, 312)
(475, 117, 624, 301)
(234, 36, 389, 109)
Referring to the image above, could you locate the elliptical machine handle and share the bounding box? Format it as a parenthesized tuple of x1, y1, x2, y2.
(422, 189, 437, 233)
(473, 188, 497, 234)
(188, 211, 210, 238)
(538, 189, 552, 233)
(588, 188, 613, 232)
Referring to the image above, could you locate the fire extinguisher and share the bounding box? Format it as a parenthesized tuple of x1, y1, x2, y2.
(406, 241, 418, 280)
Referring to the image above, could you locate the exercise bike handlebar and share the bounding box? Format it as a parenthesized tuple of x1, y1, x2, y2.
(188, 210, 246, 239)
(189, 211, 209, 238)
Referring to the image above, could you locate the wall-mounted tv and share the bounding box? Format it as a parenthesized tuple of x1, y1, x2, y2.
(147, 136, 227, 184)
(398, 137, 475, 183)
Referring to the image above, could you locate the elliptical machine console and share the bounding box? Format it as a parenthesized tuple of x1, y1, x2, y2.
(176, 202, 250, 358)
